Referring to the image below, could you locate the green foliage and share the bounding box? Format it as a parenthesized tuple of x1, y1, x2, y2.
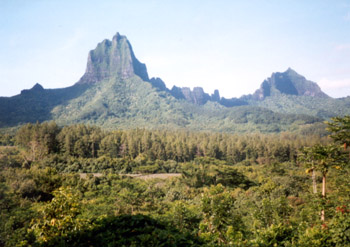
(253, 223, 295, 247)
(329, 205, 350, 246)
(1, 120, 350, 246)
(199, 184, 244, 245)
(12, 122, 325, 174)
(297, 225, 331, 247)
(39, 214, 203, 247)
(299, 144, 346, 175)
(30, 187, 89, 245)
(2, 166, 62, 202)
(166, 201, 201, 234)
(0, 132, 14, 145)
(181, 157, 254, 188)
(0, 146, 23, 169)
(326, 115, 350, 147)
(250, 94, 350, 119)
(57, 124, 104, 158)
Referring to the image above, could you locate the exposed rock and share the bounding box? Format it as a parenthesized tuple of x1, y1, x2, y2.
(168, 86, 212, 105)
(181, 87, 192, 102)
(150, 77, 168, 91)
(77, 32, 149, 84)
(170, 86, 185, 99)
(252, 68, 329, 100)
(211, 89, 220, 102)
(192, 87, 210, 105)
(170, 87, 211, 105)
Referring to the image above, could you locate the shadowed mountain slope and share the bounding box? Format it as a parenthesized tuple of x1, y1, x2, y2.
(248, 68, 329, 100)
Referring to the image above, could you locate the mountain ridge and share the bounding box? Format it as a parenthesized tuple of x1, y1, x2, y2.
(0, 32, 348, 133)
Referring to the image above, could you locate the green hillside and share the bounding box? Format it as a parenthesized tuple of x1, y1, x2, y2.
(49, 75, 321, 133)
(248, 95, 350, 118)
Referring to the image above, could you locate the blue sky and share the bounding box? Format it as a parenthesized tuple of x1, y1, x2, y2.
(1, 0, 350, 98)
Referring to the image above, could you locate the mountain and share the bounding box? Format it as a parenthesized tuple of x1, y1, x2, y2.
(0, 32, 349, 133)
(248, 68, 329, 100)
(77, 33, 149, 84)
(151, 68, 329, 107)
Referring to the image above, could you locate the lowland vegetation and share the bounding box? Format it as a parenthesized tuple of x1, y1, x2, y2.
(1, 116, 350, 246)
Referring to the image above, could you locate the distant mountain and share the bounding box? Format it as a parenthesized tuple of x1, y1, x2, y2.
(247, 68, 329, 100)
(149, 68, 329, 107)
(0, 32, 349, 134)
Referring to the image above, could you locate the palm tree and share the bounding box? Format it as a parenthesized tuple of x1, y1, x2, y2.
(299, 144, 344, 221)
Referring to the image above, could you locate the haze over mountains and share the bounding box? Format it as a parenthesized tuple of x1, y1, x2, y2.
(1, 32, 349, 132)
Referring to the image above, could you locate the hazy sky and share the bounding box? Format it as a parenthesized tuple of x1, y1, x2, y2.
(1, 0, 350, 98)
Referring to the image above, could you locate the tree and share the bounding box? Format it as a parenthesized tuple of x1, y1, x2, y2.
(326, 116, 350, 147)
(30, 187, 89, 244)
(15, 122, 60, 165)
(326, 116, 350, 158)
(299, 144, 345, 221)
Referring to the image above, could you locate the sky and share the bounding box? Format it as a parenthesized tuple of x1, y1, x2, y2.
(1, 0, 350, 98)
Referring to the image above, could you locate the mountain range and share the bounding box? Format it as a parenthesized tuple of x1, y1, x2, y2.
(1, 32, 350, 133)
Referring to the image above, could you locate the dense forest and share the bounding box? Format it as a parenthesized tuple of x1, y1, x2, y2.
(1, 117, 350, 246)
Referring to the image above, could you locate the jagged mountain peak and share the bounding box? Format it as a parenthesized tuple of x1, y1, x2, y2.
(77, 32, 149, 85)
(252, 68, 328, 100)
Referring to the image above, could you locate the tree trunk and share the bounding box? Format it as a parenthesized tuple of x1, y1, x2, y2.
(312, 169, 317, 194)
(321, 174, 326, 221)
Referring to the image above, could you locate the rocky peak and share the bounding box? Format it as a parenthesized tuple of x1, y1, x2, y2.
(192, 87, 210, 105)
(252, 68, 329, 100)
(77, 32, 149, 84)
(211, 90, 220, 102)
(176, 87, 210, 105)
(150, 77, 167, 91)
(31, 83, 44, 91)
(170, 86, 185, 100)
(169, 86, 213, 105)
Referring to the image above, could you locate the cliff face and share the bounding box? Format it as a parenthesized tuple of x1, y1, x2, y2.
(179, 87, 210, 105)
(77, 33, 149, 84)
(168, 86, 220, 105)
(211, 90, 220, 102)
(252, 68, 329, 100)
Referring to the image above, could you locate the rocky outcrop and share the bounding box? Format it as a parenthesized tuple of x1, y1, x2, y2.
(170, 86, 185, 100)
(211, 90, 220, 102)
(150, 77, 168, 91)
(192, 87, 211, 105)
(179, 87, 210, 105)
(168, 86, 214, 105)
(77, 33, 149, 84)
